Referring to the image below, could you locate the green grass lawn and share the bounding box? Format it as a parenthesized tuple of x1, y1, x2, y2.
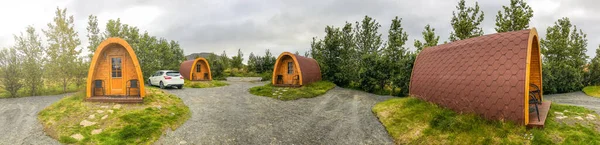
(249, 81, 336, 101)
(373, 97, 600, 144)
(38, 88, 190, 144)
(183, 80, 229, 88)
(582, 86, 600, 98)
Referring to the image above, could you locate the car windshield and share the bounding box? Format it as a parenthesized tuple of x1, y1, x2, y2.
(166, 72, 180, 76)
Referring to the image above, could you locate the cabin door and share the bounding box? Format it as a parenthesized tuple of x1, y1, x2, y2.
(110, 56, 125, 95)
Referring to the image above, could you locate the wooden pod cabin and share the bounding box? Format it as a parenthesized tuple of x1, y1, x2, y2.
(272, 52, 321, 87)
(86, 38, 145, 103)
(179, 57, 212, 81)
(410, 29, 548, 127)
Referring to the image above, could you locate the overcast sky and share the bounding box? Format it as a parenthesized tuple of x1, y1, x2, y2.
(0, 0, 599, 61)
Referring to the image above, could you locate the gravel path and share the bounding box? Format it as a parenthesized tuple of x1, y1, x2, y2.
(0, 94, 70, 145)
(545, 91, 600, 113)
(156, 81, 393, 145)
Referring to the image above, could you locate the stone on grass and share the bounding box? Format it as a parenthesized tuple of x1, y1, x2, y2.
(91, 129, 103, 135)
(282, 89, 287, 92)
(113, 104, 122, 109)
(107, 110, 114, 114)
(574, 116, 584, 120)
(80, 120, 97, 127)
(96, 110, 104, 114)
(101, 115, 108, 120)
(156, 105, 162, 110)
(554, 112, 564, 115)
(586, 114, 596, 120)
(564, 110, 569, 112)
(179, 140, 187, 144)
(272, 93, 277, 96)
(556, 116, 567, 119)
(71, 134, 84, 141)
(88, 114, 95, 119)
(100, 106, 109, 109)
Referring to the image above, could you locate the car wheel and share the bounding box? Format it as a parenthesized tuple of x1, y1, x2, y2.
(148, 79, 152, 86)
(160, 82, 165, 89)
(178, 85, 183, 89)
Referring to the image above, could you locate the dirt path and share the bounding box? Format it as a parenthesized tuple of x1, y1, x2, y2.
(544, 92, 600, 114)
(0, 94, 70, 145)
(156, 81, 393, 145)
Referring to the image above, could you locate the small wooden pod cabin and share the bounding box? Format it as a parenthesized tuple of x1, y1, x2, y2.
(272, 52, 321, 87)
(86, 38, 145, 103)
(179, 57, 212, 81)
(410, 29, 548, 127)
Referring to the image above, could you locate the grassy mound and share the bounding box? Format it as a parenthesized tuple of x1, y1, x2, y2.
(249, 81, 335, 101)
(373, 97, 600, 144)
(582, 86, 600, 98)
(184, 80, 228, 88)
(38, 88, 190, 144)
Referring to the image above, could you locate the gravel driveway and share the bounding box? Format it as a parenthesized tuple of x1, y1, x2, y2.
(0, 94, 69, 145)
(545, 92, 600, 114)
(156, 81, 393, 145)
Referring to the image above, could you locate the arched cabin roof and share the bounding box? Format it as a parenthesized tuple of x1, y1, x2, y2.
(410, 29, 541, 124)
(86, 37, 146, 98)
(272, 52, 322, 86)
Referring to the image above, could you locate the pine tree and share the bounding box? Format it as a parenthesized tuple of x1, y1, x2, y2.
(449, 0, 484, 41)
(586, 45, 600, 85)
(354, 15, 383, 92)
(414, 24, 440, 52)
(14, 26, 45, 96)
(495, 0, 534, 32)
(231, 49, 244, 69)
(541, 17, 588, 94)
(383, 16, 410, 95)
(43, 7, 82, 93)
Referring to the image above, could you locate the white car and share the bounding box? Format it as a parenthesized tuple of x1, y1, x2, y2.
(148, 70, 184, 89)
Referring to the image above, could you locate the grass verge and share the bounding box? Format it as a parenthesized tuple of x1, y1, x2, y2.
(582, 86, 600, 98)
(183, 80, 228, 88)
(372, 97, 600, 144)
(37, 88, 190, 144)
(249, 81, 335, 101)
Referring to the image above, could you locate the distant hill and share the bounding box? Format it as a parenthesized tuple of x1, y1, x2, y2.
(185, 52, 214, 60)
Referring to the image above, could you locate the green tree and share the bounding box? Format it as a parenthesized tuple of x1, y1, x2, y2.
(312, 26, 343, 85)
(13, 26, 45, 96)
(414, 24, 440, 52)
(231, 49, 244, 69)
(586, 45, 600, 85)
(262, 49, 276, 73)
(43, 7, 81, 93)
(449, 0, 484, 41)
(541, 17, 588, 94)
(86, 15, 101, 56)
(220, 50, 230, 69)
(382, 16, 410, 95)
(338, 22, 358, 87)
(354, 15, 383, 92)
(0, 48, 23, 97)
(495, 0, 534, 33)
(247, 52, 257, 72)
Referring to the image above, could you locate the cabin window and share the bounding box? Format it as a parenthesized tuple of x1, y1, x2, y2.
(111, 58, 122, 78)
(196, 64, 201, 72)
(288, 62, 293, 74)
